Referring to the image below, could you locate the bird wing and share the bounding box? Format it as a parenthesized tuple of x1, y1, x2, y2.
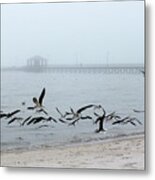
(21, 116, 32, 126)
(33, 117, 44, 124)
(129, 121, 136, 126)
(27, 117, 37, 125)
(37, 108, 48, 115)
(68, 118, 80, 126)
(77, 104, 94, 114)
(56, 107, 63, 117)
(8, 117, 17, 124)
(70, 107, 75, 114)
(27, 107, 36, 110)
(9, 109, 21, 117)
(50, 116, 57, 123)
(112, 120, 122, 125)
(94, 117, 101, 124)
(39, 88, 46, 106)
(0, 113, 7, 118)
(59, 118, 67, 124)
(81, 116, 92, 120)
(133, 109, 144, 113)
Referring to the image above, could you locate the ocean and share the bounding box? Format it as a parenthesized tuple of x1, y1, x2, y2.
(1, 71, 144, 152)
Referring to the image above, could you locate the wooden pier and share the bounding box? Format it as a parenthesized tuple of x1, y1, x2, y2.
(2, 56, 144, 74)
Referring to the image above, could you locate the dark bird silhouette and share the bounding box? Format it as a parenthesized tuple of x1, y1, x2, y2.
(112, 116, 142, 126)
(26, 115, 57, 125)
(58, 118, 67, 124)
(68, 118, 80, 126)
(28, 88, 46, 110)
(76, 104, 94, 114)
(67, 104, 95, 120)
(4, 109, 21, 119)
(21, 116, 32, 126)
(56, 107, 66, 118)
(26, 116, 45, 125)
(39, 88, 46, 106)
(33, 88, 46, 107)
(133, 109, 144, 113)
(36, 108, 48, 115)
(112, 116, 130, 125)
(56, 107, 72, 119)
(80, 116, 92, 120)
(127, 117, 142, 125)
(48, 116, 57, 123)
(0, 113, 7, 119)
(112, 119, 126, 125)
(33, 117, 46, 125)
(27, 107, 36, 110)
(8, 117, 23, 125)
(106, 112, 121, 121)
(93, 105, 107, 133)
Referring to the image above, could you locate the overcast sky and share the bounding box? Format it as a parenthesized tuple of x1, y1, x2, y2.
(1, 1, 144, 67)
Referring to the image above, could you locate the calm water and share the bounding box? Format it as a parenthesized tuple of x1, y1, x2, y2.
(1, 71, 144, 151)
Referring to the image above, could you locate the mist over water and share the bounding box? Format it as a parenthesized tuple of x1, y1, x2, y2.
(1, 1, 144, 67)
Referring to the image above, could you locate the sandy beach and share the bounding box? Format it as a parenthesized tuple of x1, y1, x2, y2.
(1, 134, 144, 170)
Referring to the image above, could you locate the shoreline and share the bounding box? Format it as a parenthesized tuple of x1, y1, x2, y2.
(1, 133, 145, 170)
(1, 131, 144, 153)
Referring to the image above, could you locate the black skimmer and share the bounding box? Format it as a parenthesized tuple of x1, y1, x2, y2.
(27, 88, 46, 110)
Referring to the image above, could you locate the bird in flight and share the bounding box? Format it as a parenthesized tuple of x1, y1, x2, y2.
(33, 88, 46, 107)
(27, 88, 46, 110)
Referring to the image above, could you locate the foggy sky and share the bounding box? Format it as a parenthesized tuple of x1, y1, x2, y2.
(1, 1, 144, 67)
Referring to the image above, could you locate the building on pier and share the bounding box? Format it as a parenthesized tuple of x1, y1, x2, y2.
(26, 56, 47, 72)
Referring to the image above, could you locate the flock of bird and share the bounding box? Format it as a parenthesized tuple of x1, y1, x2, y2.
(0, 87, 143, 133)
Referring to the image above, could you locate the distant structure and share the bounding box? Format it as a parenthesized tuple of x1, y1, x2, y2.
(26, 56, 48, 72)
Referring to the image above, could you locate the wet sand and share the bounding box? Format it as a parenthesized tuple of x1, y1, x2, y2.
(1, 134, 144, 170)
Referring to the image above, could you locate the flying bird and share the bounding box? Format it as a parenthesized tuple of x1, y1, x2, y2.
(93, 105, 107, 133)
(21, 116, 32, 126)
(36, 108, 48, 115)
(67, 104, 95, 120)
(33, 88, 46, 107)
(133, 109, 144, 113)
(8, 117, 23, 125)
(3, 109, 21, 119)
